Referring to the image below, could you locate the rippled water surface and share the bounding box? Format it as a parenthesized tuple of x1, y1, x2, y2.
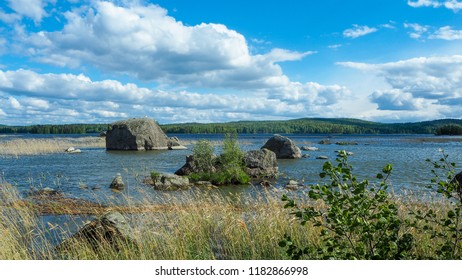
(1, 133, 462, 202)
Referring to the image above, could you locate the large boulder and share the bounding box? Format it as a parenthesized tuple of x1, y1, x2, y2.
(244, 149, 278, 178)
(106, 118, 181, 150)
(56, 211, 137, 253)
(261, 134, 301, 159)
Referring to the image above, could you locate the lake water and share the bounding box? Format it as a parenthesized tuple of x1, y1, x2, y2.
(1, 133, 462, 203)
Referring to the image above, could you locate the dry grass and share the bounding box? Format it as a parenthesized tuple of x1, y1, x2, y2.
(0, 137, 105, 157)
(0, 179, 460, 260)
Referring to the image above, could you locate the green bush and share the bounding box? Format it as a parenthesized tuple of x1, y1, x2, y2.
(190, 134, 249, 185)
(192, 139, 215, 173)
(280, 151, 413, 259)
(407, 150, 462, 259)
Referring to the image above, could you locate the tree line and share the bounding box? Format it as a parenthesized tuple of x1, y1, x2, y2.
(1, 118, 462, 135)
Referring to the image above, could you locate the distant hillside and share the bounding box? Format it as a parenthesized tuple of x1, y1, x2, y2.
(161, 118, 462, 135)
(1, 118, 462, 135)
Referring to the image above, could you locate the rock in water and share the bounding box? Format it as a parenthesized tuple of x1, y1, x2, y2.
(106, 118, 180, 150)
(110, 173, 125, 190)
(151, 173, 190, 190)
(261, 134, 301, 159)
(243, 149, 278, 178)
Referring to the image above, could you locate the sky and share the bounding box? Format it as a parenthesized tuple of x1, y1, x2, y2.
(0, 0, 462, 125)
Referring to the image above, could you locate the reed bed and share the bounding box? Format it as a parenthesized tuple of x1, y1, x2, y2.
(0, 137, 105, 157)
(0, 179, 459, 260)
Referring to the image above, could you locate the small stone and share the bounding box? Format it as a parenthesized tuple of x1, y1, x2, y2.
(110, 173, 125, 190)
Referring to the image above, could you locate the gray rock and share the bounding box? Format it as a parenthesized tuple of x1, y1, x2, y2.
(152, 174, 190, 190)
(110, 173, 125, 190)
(106, 118, 172, 150)
(302, 154, 310, 158)
(300, 146, 319, 151)
(316, 156, 329, 160)
(285, 180, 301, 190)
(175, 155, 217, 176)
(319, 139, 331, 145)
(244, 148, 278, 178)
(56, 211, 137, 253)
(168, 136, 187, 150)
(261, 134, 301, 159)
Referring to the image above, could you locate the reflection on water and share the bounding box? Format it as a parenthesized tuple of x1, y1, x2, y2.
(1, 133, 462, 202)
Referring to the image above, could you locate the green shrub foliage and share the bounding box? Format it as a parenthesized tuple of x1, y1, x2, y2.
(280, 151, 413, 259)
(190, 134, 249, 185)
(407, 150, 462, 259)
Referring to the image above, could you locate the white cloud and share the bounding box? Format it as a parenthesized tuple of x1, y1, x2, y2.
(8, 97, 21, 109)
(404, 23, 429, 39)
(0, 69, 351, 124)
(404, 23, 462, 40)
(407, 0, 441, 8)
(328, 44, 342, 49)
(429, 26, 462, 40)
(343, 25, 378, 39)
(6, 0, 51, 23)
(408, 0, 462, 11)
(0, 10, 21, 23)
(339, 55, 462, 118)
(13, 1, 314, 92)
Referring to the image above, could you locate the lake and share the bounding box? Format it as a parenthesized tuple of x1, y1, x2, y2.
(1, 133, 462, 204)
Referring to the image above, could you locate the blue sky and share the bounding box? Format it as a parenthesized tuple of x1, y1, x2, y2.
(0, 0, 462, 125)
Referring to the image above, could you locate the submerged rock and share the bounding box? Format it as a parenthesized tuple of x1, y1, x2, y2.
(261, 134, 301, 159)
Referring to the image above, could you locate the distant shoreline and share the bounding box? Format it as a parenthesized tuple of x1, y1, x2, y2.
(1, 117, 462, 135)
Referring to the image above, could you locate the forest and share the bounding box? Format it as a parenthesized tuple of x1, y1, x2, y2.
(1, 118, 462, 135)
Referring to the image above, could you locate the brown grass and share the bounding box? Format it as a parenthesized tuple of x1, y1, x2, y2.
(0, 137, 105, 157)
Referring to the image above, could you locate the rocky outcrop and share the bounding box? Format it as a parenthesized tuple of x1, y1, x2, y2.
(106, 118, 184, 150)
(243, 149, 278, 178)
(261, 134, 301, 159)
(56, 211, 137, 253)
(150, 173, 190, 190)
(110, 173, 125, 190)
(175, 155, 217, 176)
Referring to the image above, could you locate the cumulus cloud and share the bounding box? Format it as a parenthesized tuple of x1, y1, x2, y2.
(404, 23, 462, 40)
(11, 1, 313, 91)
(0, 69, 350, 124)
(408, 0, 462, 11)
(343, 24, 378, 39)
(338, 55, 462, 118)
(428, 26, 462, 40)
(5, 0, 51, 23)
